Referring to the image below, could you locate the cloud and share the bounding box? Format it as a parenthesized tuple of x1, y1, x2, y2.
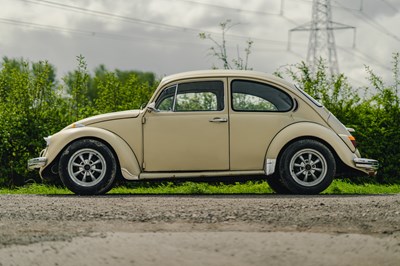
(0, 0, 399, 85)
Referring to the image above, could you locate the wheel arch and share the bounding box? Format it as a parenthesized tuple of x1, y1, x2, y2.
(41, 127, 141, 180)
(275, 136, 340, 173)
(265, 122, 356, 176)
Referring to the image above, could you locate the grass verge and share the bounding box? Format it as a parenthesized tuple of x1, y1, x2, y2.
(0, 180, 399, 195)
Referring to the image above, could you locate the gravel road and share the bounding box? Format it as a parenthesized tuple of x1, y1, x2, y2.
(0, 194, 399, 265)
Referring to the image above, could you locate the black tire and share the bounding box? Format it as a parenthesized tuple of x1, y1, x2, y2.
(266, 174, 292, 194)
(278, 139, 335, 195)
(58, 139, 117, 195)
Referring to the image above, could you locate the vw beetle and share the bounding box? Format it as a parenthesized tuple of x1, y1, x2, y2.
(28, 70, 378, 195)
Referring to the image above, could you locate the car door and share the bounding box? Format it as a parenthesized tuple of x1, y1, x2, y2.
(228, 78, 295, 171)
(142, 79, 229, 172)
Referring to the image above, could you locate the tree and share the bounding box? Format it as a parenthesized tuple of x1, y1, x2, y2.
(0, 58, 63, 186)
(274, 55, 400, 183)
(94, 70, 156, 113)
(0, 55, 158, 187)
(274, 59, 361, 124)
(63, 55, 92, 121)
(199, 19, 253, 70)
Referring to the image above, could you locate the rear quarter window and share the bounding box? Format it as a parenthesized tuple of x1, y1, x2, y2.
(231, 80, 293, 112)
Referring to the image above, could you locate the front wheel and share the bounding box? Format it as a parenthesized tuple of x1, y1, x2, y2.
(266, 174, 292, 194)
(279, 139, 336, 195)
(58, 139, 117, 195)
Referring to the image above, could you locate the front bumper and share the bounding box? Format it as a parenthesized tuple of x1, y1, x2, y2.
(353, 158, 379, 176)
(28, 157, 47, 170)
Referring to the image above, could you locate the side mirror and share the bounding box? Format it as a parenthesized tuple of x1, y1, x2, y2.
(147, 102, 159, 113)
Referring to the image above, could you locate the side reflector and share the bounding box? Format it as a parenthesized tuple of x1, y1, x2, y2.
(348, 135, 357, 148)
(71, 123, 85, 128)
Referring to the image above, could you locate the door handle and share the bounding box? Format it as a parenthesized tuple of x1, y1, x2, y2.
(209, 117, 228, 123)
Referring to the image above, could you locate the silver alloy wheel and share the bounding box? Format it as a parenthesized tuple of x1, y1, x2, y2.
(289, 148, 328, 187)
(67, 148, 107, 187)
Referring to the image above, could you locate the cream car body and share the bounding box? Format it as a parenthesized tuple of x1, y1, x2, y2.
(28, 70, 378, 195)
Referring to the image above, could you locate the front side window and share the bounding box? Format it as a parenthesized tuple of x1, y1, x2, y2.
(156, 81, 224, 112)
(231, 80, 293, 112)
(157, 86, 176, 111)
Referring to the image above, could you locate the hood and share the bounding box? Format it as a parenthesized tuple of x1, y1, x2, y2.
(64, 110, 142, 130)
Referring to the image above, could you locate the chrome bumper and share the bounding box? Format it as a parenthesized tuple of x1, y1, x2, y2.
(353, 158, 379, 175)
(28, 157, 47, 170)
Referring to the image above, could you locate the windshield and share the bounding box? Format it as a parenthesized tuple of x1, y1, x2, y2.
(295, 85, 323, 107)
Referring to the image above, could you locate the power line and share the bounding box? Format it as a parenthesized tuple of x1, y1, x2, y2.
(173, 0, 282, 17)
(380, 0, 398, 12)
(286, 0, 360, 11)
(17, 0, 197, 32)
(171, 0, 299, 25)
(8, 0, 396, 79)
(0, 15, 296, 51)
(288, 0, 400, 43)
(15, 0, 294, 46)
(359, 11, 400, 42)
(284, 0, 391, 71)
(336, 46, 390, 88)
(333, 0, 400, 43)
(292, 0, 400, 72)
(337, 45, 391, 72)
(0, 15, 290, 52)
(0, 17, 213, 48)
(289, 0, 356, 76)
(0, 17, 128, 40)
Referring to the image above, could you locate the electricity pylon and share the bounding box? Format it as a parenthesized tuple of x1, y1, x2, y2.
(288, 0, 355, 76)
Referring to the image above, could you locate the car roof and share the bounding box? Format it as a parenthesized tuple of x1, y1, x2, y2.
(159, 70, 295, 89)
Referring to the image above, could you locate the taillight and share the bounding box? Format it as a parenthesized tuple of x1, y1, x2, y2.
(348, 135, 357, 148)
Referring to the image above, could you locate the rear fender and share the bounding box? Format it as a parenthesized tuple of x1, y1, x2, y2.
(265, 122, 356, 175)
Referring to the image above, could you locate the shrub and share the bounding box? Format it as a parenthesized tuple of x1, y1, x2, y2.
(0, 56, 157, 186)
(0, 54, 399, 186)
(275, 54, 400, 183)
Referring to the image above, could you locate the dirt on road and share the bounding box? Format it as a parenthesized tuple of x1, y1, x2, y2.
(0, 194, 399, 265)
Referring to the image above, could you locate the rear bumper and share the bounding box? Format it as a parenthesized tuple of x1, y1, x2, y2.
(28, 157, 47, 170)
(353, 158, 379, 176)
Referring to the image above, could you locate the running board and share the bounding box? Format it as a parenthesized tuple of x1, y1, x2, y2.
(139, 170, 265, 180)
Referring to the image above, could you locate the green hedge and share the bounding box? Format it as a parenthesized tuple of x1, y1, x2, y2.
(275, 54, 400, 183)
(0, 56, 156, 186)
(0, 54, 399, 187)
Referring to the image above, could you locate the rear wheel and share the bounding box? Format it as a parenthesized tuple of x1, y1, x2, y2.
(59, 139, 117, 195)
(279, 139, 335, 194)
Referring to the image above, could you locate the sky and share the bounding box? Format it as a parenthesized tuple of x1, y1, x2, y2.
(1, 0, 400, 87)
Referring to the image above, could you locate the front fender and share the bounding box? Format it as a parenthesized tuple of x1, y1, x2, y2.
(41, 127, 141, 180)
(265, 122, 357, 174)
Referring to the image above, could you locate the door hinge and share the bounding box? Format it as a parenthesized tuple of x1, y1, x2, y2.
(142, 162, 146, 170)
(142, 117, 146, 124)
